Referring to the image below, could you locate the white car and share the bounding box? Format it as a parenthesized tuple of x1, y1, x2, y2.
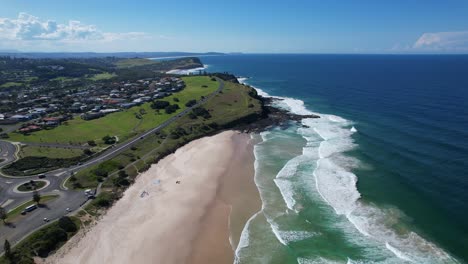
(66, 208, 71, 212)
(43, 218, 49, 222)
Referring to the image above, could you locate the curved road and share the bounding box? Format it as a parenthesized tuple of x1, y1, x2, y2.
(0, 78, 224, 250)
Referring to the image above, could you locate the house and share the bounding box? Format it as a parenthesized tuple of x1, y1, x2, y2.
(100, 109, 120, 114)
(19, 125, 41, 134)
(81, 112, 105, 120)
(10, 114, 30, 121)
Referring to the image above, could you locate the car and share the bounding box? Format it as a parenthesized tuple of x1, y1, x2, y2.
(38, 174, 46, 179)
(43, 217, 49, 222)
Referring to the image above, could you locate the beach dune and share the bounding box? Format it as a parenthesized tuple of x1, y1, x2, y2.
(49, 131, 260, 264)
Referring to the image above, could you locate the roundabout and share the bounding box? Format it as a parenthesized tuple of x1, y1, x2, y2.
(13, 179, 50, 193)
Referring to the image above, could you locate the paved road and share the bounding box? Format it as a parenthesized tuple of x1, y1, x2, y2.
(0, 140, 17, 167)
(0, 78, 224, 250)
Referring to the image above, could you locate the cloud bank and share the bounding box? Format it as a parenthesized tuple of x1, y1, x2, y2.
(413, 31, 468, 51)
(0, 13, 149, 51)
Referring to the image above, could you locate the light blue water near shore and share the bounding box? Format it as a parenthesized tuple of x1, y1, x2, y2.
(170, 54, 468, 263)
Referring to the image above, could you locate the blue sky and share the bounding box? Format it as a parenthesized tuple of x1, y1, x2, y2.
(1, 0, 468, 53)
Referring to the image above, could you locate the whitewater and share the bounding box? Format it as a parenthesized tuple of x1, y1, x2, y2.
(234, 78, 459, 264)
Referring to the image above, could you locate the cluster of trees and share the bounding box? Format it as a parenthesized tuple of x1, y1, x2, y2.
(189, 107, 211, 119)
(185, 99, 197, 107)
(112, 170, 130, 187)
(2, 216, 78, 262)
(150, 100, 180, 114)
(102, 135, 117, 145)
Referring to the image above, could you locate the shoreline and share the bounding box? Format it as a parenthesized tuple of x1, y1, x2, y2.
(47, 131, 261, 264)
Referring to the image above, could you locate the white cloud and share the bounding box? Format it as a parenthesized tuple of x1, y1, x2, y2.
(0, 12, 147, 42)
(413, 31, 468, 51)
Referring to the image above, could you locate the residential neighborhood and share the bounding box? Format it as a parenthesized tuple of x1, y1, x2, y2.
(1, 76, 186, 134)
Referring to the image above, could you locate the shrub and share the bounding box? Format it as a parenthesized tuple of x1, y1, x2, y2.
(93, 167, 108, 177)
(58, 217, 77, 232)
(83, 149, 93, 156)
(102, 135, 116, 144)
(192, 107, 211, 119)
(34, 227, 68, 257)
(164, 104, 180, 114)
(151, 100, 170, 110)
(87, 140, 96, 146)
(185, 99, 197, 107)
(113, 177, 130, 187)
(173, 97, 179, 102)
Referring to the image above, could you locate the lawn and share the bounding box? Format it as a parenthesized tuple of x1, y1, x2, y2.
(88, 72, 116, 81)
(0, 82, 23, 88)
(50, 76, 79, 82)
(19, 145, 84, 159)
(115, 58, 157, 68)
(8, 76, 219, 145)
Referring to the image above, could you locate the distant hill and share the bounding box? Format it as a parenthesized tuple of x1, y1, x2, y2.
(0, 51, 225, 59)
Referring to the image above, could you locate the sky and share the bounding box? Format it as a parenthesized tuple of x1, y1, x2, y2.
(1, 0, 468, 53)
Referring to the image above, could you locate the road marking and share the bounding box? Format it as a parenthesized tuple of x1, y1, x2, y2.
(1, 199, 14, 207)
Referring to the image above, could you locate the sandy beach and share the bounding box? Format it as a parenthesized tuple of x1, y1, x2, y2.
(48, 131, 260, 264)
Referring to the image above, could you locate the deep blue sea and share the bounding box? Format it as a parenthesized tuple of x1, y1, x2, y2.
(179, 54, 468, 263)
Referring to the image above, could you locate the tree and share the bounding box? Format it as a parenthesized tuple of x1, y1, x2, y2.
(33, 191, 41, 205)
(0, 206, 7, 224)
(83, 149, 93, 156)
(58, 216, 77, 232)
(4, 239, 11, 260)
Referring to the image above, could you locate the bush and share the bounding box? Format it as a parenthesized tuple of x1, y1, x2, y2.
(33, 227, 68, 257)
(118, 170, 128, 178)
(173, 97, 179, 102)
(102, 135, 116, 144)
(113, 177, 130, 187)
(87, 140, 96, 146)
(185, 99, 197, 107)
(83, 149, 93, 156)
(93, 167, 108, 177)
(164, 104, 180, 114)
(58, 216, 77, 232)
(192, 107, 211, 119)
(151, 100, 170, 110)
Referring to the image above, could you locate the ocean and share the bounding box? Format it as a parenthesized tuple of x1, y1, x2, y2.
(177, 54, 468, 263)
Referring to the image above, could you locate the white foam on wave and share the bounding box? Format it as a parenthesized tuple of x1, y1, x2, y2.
(236, 77, 458, 263)
(248, 79, 457, 263)
(234, 211, 261, 263)
(297, 257, 344, 264)
(272, 155, 304, 211)
(266, 218, 316, 246)
(165, 65, 209, 75)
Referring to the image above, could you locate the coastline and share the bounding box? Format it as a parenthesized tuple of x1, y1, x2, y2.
(47, 130, 261, 264)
